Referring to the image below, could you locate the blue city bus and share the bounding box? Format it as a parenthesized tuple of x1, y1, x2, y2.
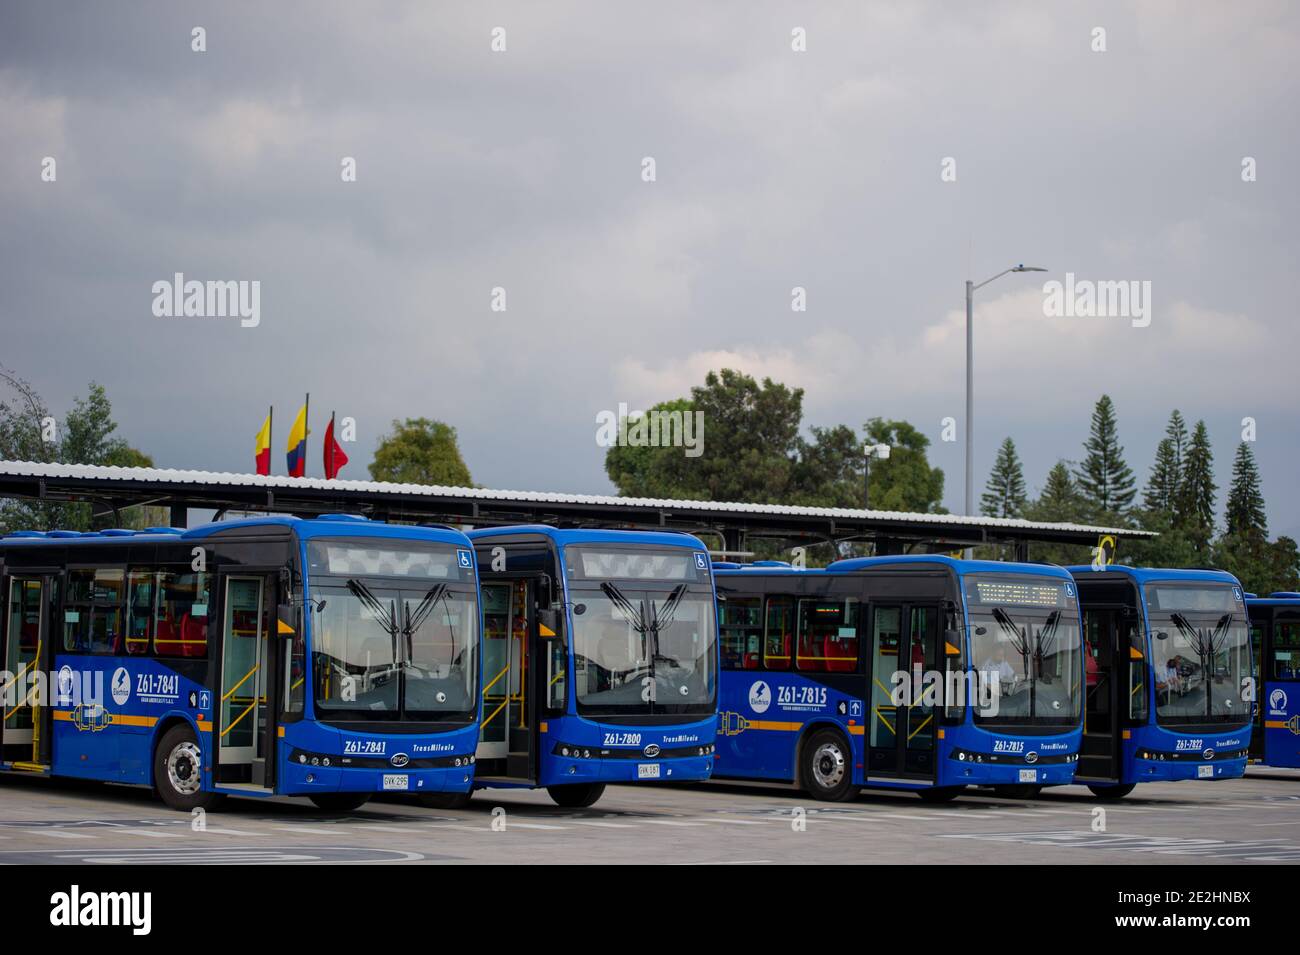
(713, 556, 1084, 802)
(0, 515, 482, 812)
(440, 526, 718, 809)
(1070, 566, 1252, 798)
(1245, 592, 1300, 768)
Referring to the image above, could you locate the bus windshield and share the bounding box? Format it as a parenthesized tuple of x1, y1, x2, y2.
(569, 581, 717, 717)
(965, 574, 1082, 727)
(307, 540, 478, 722)
(1147, 584, 1250, 726)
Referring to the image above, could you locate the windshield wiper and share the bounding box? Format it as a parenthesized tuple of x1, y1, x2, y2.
(346, 579, 398, 639)
(601, 582, 649, 633)
(648, 584, 688, 667)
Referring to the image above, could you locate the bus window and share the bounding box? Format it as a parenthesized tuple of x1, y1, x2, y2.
(718, 597, 761, 670)
(63, 568, 124, 654)
(796, 598, 859, 672)
(1125, 617, 1147, 721)
(764, 597, 793, 671)
(155, 571, 210, 658)
(126, 570, 156, 655)
(1274, 621, 1300, 680)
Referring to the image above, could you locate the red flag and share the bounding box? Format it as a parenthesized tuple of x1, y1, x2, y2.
(323, 411, 349, 479)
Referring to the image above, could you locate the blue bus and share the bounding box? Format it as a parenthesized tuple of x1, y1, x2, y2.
(713, 556, 1084, 802)
(439, 526, 718, 809)
(0, 515, 482, 812)
(1070, 566, 1252, 797)
(1245, 592, 1300, 768)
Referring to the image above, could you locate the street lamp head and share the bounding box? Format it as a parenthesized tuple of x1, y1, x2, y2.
(866, 443, 891, 460)
(1012, 264, 1048, 272)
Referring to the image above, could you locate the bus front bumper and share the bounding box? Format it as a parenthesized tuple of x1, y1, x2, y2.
(279, 760, 476, 796)
(1132, 754, 1248, 782)
(945, 753, 1077, 786)
(544, 752, 715, 786)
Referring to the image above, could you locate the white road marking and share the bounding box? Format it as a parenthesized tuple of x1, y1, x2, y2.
(26, 829, 95, 839)
(508, 822, 569, 830)
(570, 820, 638, 829)
(120, 828, 183, 838)
(271, 826, 337, 835)
(642, 819, 707, 827)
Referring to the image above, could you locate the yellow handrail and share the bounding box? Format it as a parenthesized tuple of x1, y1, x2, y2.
(220, 695, 266, 739)
(221, 664, 259, 702)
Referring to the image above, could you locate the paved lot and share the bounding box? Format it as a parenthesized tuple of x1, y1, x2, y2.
(0, 768, 1297, 864)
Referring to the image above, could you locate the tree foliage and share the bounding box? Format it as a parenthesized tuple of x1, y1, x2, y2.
(368, 418, 473, 486)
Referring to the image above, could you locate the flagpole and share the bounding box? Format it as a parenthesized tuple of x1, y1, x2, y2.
(328, 409, 336, 479)
(304, 392, 310, 478)
(268, 405, 273, 475)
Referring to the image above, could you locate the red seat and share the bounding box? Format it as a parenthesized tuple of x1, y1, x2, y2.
(824, 636, 855, 672)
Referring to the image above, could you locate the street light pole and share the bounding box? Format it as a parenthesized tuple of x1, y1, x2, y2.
(865, 443, 890, 510)
(964, 264, 1047, 559)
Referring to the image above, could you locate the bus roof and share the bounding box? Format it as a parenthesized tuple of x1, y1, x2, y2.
(1068, 565, 1243, 587)
(466, 524, 707, 550)
(828, 554, 1074, 579)
(1245, 592, 1300, 607)
(1, 515, 472, 547)
(712, 554, 1073, 579)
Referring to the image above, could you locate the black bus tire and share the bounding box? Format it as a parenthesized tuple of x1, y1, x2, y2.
(153, 724, 224, 812)
(801, 728, 859, 802)
(309, 793, 372, 812)
(1087, 783, 1136, 800)
(546, 783, 606, 808)
(418, 791, 474, 810)
(917, 785, 966, 803)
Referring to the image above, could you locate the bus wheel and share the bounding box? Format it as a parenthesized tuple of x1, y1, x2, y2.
(1087, 783, 1136, 800)
(418, 791, 474, 810)
(309, 793, 371, 812)
(546, 784, 606, 808)
(801, 729, 860, 802)
(993, 784, 1042, 799)
(917, 786, 965, 803)
(154, 724, 223, 812)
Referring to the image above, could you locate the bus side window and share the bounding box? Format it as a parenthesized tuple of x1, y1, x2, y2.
(126, 570, 156, 656)
(1274, 621, 1300, 680)
(155, 571, 210, 658)
(718, 596, 761, 671)
(764, 597, 793, 671)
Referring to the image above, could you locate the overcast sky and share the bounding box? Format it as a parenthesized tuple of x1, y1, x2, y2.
(2, 2, 1297, 539)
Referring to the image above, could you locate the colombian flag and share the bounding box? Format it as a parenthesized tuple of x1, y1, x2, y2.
(286, 400, 309, 477)
(254, 410, 272, 475)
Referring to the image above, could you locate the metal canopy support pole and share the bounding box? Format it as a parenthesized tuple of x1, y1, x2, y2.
(168, 504, 187, 528)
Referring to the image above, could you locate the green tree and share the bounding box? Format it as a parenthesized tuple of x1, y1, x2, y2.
(369, 418, 472, 486)
(861, 418, 945, 513)
(1076, 395, 1136, 521)
(1224, 442, 1267, 536)
(0, 373, 151, 533)
(791, 424, 866, 509)
(1179, 420, 1216, 558)
(603, 397, 702, 499)
(1024, 461, 1091, 565)
(1216, 531, 1300, 595)
(980, 437, 1027, 519)
(1144, 410, 1188, 512)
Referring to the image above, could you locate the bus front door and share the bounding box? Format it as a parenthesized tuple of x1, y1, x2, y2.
(216, 574, 277, 789)
(1080, 609, 1121, 782)
(867, 603, 940, 781)
(2, 575, 51, 769)
(477, 579, 537, 782)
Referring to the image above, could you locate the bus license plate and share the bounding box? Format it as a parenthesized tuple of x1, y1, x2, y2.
(1018, 769, 1037, 783)
(638, 764, 660, 779)
(382, 774, 409, 790)
(1198, 765, 1213, 778)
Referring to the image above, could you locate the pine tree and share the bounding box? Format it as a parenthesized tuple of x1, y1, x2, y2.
(1224, 441, 1267, 536)
(1024, 461, 1090, 565)
(1076, 395, 1137, 519)
(1179, 420, 1217, 557)
(980, 437, 1028, 519)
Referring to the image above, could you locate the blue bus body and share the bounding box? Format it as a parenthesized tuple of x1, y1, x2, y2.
(1245, 593, 1300, 768)
(1070, 566, 1252, 795)
(1, 516, 483, 811)
(466, 526, 718, 807)
(713, 556, 1085, 801)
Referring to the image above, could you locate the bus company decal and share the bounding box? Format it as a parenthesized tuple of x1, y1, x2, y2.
(748, 680, 771, 714)
(1269, 688, 1289, 717)
(110, 667, 131, 706)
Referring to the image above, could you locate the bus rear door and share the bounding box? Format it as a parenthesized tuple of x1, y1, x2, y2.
(3, 574, 53, 770)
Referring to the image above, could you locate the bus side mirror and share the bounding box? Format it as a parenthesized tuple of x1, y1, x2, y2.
(537, 608, 560, 638)
(1155, 631, 1168, 641)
